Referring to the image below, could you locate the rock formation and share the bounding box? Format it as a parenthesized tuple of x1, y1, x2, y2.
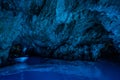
(0, 0, 120, 65)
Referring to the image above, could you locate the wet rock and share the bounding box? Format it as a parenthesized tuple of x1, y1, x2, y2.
(0, 7, 23, 65)
(0, 0, 120, 65)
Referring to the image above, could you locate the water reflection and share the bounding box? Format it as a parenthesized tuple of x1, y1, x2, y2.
(0, 57, 120, 80)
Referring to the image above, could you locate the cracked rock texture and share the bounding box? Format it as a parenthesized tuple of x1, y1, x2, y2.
(0, 0, 120, 64)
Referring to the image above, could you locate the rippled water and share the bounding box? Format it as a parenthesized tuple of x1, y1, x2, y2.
(0, 57, 120, 80)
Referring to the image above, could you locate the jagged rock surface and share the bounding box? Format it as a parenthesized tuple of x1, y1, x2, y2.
(0, 0, 120, 64)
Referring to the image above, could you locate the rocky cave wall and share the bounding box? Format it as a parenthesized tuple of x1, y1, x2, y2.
(0, 0, 120, 64)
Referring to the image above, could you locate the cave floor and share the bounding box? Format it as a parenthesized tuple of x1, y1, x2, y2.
(0, 57, 120, 80)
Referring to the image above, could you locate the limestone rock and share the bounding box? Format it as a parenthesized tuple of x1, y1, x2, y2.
(0, 0, 120, 65)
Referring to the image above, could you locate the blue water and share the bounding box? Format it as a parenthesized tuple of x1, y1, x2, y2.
(0, 71, 89, 80)
(0, 57, 120, 80)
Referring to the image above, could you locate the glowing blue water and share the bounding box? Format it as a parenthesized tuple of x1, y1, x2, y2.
(0, 57, 120, 80)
